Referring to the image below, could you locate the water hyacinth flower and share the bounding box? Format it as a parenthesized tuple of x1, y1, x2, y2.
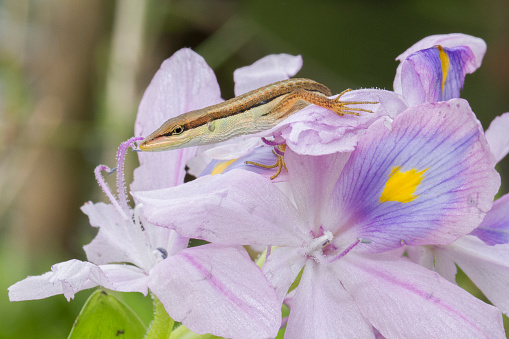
(134, 98, 504, 337)
(9, 49, 281, 339)
(8, 138, 189, 300)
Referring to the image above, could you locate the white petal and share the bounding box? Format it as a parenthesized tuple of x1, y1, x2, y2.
(9, 260, 113, 302)
(443, 235, 509, 315)
(485, 112, 509, 163)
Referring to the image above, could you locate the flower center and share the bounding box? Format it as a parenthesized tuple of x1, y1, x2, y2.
(305, 231, 333, 262)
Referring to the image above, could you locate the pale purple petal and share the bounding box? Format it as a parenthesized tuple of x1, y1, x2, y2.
(442, 235, 509, 315)
(277, 89, 407, 155)
(285, 148, 350, 231)
(285, 261, 374, 339)
(406, 246, 435, 271)
(407, 245, 458, 283)
(400, 45, 477, 106)
(148, 244, 280, 339)
(394, 33, 487, 94)
(202, 136, 263, 160)
(434, 248, 458, 283)
(262, 246, 307, 303)
(142, 219, 189, 258)
(132, 48, 222, 191)
(234, 54, 302, 96)
(485, 112, 509, 163)
(338, 253, 505, 338)
(100, 264, 149, 295)
(471, 193, 509, 245)
(326, 99, 499, 252)
(9, 260, 114, 302)
(81, 202, 152, 270)
(133, 169, 308, 246)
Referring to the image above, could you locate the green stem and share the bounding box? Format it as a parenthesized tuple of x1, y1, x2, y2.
(144, 293, 174, 339)
(256, 247, 268, 268)
(170, 325, 218, 339)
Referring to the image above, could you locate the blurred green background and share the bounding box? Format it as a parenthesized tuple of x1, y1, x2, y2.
(1, 0, 508, 337)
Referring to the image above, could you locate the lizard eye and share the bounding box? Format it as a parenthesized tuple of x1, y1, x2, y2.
(171, 125, 185, 135)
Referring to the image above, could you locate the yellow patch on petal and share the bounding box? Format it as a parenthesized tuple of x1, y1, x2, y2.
(210, 159, 237, 175)
(437, 45, 449, 93)
(379, 166, 428, 203)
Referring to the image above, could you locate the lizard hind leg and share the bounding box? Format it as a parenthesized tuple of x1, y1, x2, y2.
(270, 87, 378, 118)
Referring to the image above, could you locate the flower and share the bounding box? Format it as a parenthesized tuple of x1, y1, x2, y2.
(134, 98, 504, 337)
(9, 49, 281, 339)
(8, 138, 186, 300)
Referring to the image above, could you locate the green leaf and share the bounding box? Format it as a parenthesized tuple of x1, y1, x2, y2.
(68, 289, 146, 339)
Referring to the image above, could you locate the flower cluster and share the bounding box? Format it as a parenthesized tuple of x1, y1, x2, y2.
(9, 34, 509, 338)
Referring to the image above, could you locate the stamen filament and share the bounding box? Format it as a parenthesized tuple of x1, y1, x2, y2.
(116, 137, 144, 213)
(266, 245, 272, 260)
(307, 231, 333, 254)
(94, 165, 129, 220)
(328, 238, 362, 263)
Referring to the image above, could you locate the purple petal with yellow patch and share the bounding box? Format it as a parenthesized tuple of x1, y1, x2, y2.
(324, 98, 500, 252)
(394, 33, 486, 95)
(470, 193, 509, 245)
(400, 45, 477, 106)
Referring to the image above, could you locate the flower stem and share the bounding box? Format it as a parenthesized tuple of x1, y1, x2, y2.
(144, 293, 174, 339)
(170, 325, 218, 339)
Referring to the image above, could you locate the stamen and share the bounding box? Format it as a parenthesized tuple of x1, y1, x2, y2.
(328, 238, 365, 263)
(94, 165, 129, 220)
(156, 247, 168, 260)
(116, 137, 144, 213)
(307, 231, 333, 254)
